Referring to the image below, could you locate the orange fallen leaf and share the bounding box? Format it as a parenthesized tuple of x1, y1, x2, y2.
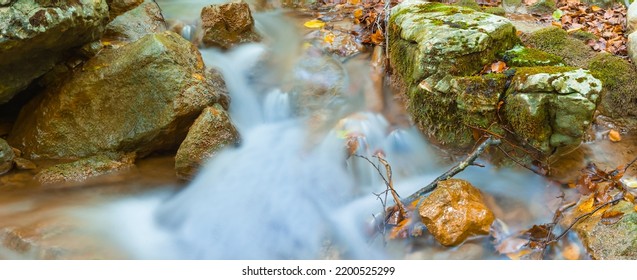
(348, 0, 361, 5)
(601, 209, 624, 225)
(370, 29, 384, 45)
(591, 5, 602, 12)
(609, 129, 621, 142)
(491, 61, 507, 73)
(354, 8, 363, 19)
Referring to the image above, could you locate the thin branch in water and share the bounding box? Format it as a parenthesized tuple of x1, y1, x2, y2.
(403, 136, 501, 205)
(552, 196, 623, 242)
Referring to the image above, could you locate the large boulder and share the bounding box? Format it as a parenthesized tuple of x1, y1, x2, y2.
(175, 104, 240, 179)
(504, 67, 601, 154)
(0, 0, 110, 104)
(9, 31, 228, 159)
(106, 0, 144, 19)
(388, 0, 519, 149)
(103, 0, 166, 43)
(200, 0, 261, 49)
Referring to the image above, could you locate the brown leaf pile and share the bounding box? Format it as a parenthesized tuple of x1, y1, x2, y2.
(556, 0, 628, 56)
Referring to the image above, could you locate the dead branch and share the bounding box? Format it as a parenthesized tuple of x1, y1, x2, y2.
(355, 154, 407, 220)
(552, 196, 623, 243)
(402, 136, 501, 205)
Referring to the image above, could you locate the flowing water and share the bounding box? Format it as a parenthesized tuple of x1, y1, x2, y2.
(1, 0, 616, 260)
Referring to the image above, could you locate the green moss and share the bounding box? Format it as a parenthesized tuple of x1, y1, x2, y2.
(589, 53, 637, 119)
(482, 6, 506, 16)
(455, 0, 481, 11)
(408, 86, 474, 149)
(504, 92, 554, 153)
(524, 27, 596, 68)
(570, 30, 598, 42)
(500, 45, 564, 67)
(503, 0, 523, 6)
(527, 0, 556, 14)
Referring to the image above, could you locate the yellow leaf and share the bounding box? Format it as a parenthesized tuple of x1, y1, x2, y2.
(192, 73, 205, 81)
(578, 195, 595, 213)
(348, 0, 361, 5)
(304, 19, 325, 29)
(354, 8, 363, 19)
(591, 5, 601, 12)
(371, 28, 384, 45)
(609, 129, 621, 142)
(323, 32, 335, 44)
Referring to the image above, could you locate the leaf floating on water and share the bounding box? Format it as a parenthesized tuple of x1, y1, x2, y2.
(600, 209, 624, 225)
(304, 19, 326, 29)
(525, 224, 551, 240)
(609, 129, 621, 142)
(323, 32, 335, 44)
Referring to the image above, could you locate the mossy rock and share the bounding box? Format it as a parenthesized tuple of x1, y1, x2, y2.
(389, 0, 519, 150)
(527, 0, 556, 14)
(589, 52, 637, 121)
(570, 30, 598, 42)
(454, 0, 481, 11)
(504, 67, 600, 153)
(500, 45, 565, 67)
(524, 27, 597, 68)
(482, 6, 506, 16)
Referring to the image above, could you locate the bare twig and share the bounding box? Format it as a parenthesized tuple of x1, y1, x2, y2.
(552, 196, 623, 242)
(377, 156, 407, 219)
(403, 136, 501, 205)
(623, 155, 637, 173)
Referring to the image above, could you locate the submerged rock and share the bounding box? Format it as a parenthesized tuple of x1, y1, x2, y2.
(418, 179, 495, 246)
(9, 31, 227, 159)
(388, 0, 519, 149)
(35, 153, 136, 185)
(565, 197, 637, 259)
(103, 0, 166, 43)
(0, 0, 110, 104)
(505, 67, 600, 154)
(0, 139, 14, 175)
(175, 104, 240, 179)
(200, 0, 261, 49)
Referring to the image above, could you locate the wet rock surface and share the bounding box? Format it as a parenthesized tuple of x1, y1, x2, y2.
(106, 0, 144, 19)
(103, 0, 167, 43)
(0, 139, 15, 175)
(0, 0, 110, 105)
(35, 153, 136, 186)
(418, 179, 495, 246)
(565, 198, 637, 259)
(200, 0, 261, 49)
(9, 31, 227, 160)
(175, 104, 240, 179)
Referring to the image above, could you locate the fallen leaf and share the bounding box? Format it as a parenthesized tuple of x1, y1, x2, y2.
(370, 28, 384, 45)
(304, 19, 326, 29)
(324, 32, 335, 44)
(591, 5, 601, 12)
(354, 8, 363, 19)
(601, 210, 624, 225)
(525, 224, 551, 240)
(562, 243, 581, 260)
(347, 0, 361, 5)
(609, 129, 621, 142)
(490, 61, 507, 73)
(578, 195, 595, 213)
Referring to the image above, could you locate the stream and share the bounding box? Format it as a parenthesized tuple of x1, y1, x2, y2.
(0, 0, 635, 260)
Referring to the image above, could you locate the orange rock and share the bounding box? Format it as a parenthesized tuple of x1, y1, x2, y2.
(418, 179, 495, 246)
